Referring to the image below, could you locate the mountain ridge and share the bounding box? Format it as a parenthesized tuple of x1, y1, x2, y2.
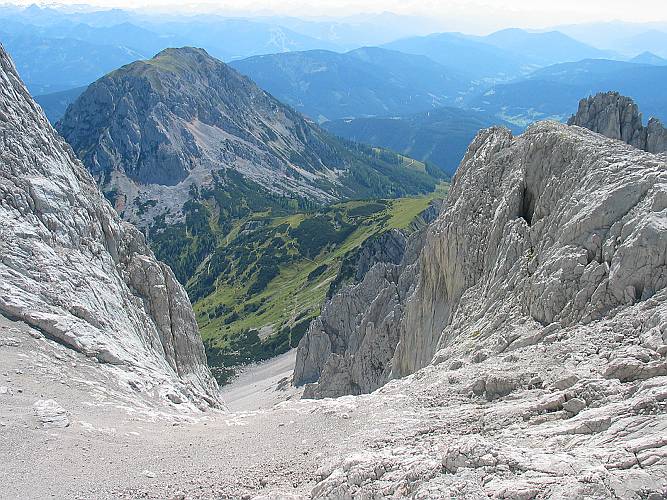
(57, 47, 437, 232)
(230, 46, 469, 123)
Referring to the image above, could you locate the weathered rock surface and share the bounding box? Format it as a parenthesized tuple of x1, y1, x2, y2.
(0, 44, 219, 408)
(294, 209, 434, 397)
(299, 113, 667, 397)
(294, 118, 667, 498)
(33, 399, 69, 428)
(568, 91, 667, 153)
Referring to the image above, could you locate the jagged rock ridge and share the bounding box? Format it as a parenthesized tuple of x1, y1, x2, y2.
(0, 44, 219, 408)
(294, 201, 441, 397)
(298, 100, 667, 400)
(568, 91, 667, 154)
(57, 47, 436, 230)
(300, 117, 667, 498)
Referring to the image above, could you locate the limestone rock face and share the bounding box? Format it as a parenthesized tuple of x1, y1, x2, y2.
(395, 120, 667, 376)
(568, 91, 667, 153)
(297, 117, 667, 401)
(303, 120, 667, 499)
(0, 45, 219, 408)
(294, 220, 429, 397)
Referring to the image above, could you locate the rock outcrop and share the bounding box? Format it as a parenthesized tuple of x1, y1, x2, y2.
(297, 111, 667, 400)
(0, 45, 219, 408)
(294, 204, 438, 397)
(301, 118, 667, 498)
(568, 91, 667, 154)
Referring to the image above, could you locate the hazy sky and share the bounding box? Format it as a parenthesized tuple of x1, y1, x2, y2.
(11, 0, 667, 31)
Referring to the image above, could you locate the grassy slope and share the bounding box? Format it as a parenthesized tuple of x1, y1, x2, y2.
(191, 183, 448, 383)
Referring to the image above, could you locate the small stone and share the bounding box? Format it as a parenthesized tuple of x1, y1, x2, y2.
(449, 360, 464, 370)
(562, 398, 586, 414)
(528, 376, 543, 389)
(141, 470, 156, 478)
(33, 399, 69, 428)
(167, 393, 185, 404)
(552, 374, 579, 390)
(472, 351, 488, 363)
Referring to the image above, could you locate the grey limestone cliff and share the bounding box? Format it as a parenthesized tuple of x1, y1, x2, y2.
(568, 91, 667, 154)
(297, 97, 667, 400)
(294, 204, 438, 397)
(0, 45, 220, 408)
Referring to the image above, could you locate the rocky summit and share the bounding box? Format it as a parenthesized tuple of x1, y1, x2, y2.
(0, 45, 219, 409)
(56, 47, 436, 230)
(568, 91, 667, 154)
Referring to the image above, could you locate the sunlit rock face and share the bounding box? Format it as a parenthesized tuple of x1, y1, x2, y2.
(298, 113, 667, 403)
(302, 115, 667, 499)
(0, 44, 220, 409)
(568, 91, 667, 154)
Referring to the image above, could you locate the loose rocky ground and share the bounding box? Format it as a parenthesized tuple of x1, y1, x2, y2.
(4, 302, 667, 499)
(221, 350, 302, 412)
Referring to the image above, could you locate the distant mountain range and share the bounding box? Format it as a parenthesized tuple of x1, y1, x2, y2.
(630, 52, 667, 65)
(0, 31, 141, 94)
(324, 107, 519, 175)
(476, 28, 613, 65)
(0, 15, 339, 93)
(469, 59, 667, 126)
(230, 47, 470, 123)
(554, 21, 667, 58)
(35, 86, 87, 122)
(382, 28, 612, 80)
(383, 32, 527, 80)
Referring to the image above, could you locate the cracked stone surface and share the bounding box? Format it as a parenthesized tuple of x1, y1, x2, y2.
(0, 44, 219, 409)
(289, 118, 667, 498)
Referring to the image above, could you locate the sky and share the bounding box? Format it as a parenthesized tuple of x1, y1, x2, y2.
(9, 0, 667, 32)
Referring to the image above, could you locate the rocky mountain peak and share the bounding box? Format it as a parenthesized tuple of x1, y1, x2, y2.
(58, 46, 295, 189)
(0, 44, 220, 409)
(568, 91, 667, 153)
(57, 47, 435, 231)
